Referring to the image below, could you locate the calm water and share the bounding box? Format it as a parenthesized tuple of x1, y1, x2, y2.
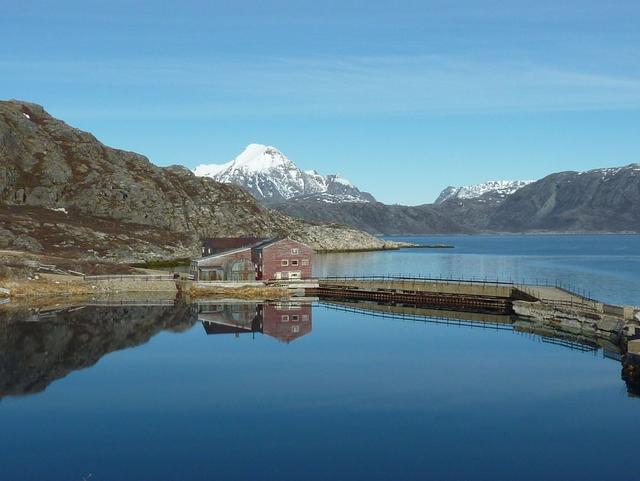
(1, 235, 639, 481)
(315, 234, 640, 305)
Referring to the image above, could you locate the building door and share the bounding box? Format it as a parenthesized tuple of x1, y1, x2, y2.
(227, 259, 254, 281)
(288, 271, 301, 280)
(275, 272, 282, 280)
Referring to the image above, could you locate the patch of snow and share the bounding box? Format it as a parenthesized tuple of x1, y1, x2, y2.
(435, 180, 534, 203)
(23, 113, 30, 119)
(228, 144, 292, 173)
(49, 207, 68, 214)
(193, 160, 232, 177)
(580, 164, 640, 177)
(330, 175, 354, 187)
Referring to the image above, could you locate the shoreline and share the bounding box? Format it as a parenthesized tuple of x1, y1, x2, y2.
(0, 276, 296, 303)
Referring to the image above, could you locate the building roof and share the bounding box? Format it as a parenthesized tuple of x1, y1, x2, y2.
(252, 237, 312, 251)
(193, 236, 311, 263)
(192, 245, 254, 264)
(203, 237, 266, 250)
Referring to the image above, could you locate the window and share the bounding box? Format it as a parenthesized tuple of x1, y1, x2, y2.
(302, 314, 309, 322)
(281, 259, 289, 266)
(301, 259, 309, 266)
(291, 315, 299, 322)
(291, 248, 299, 255)
(292, 325, 300, 333)
(281, 315, 289, 322)
(291, 259, 299, 266)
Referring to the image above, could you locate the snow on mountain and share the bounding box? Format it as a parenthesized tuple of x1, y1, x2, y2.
(194, 144, 375, 203)
(435, 180, 533, 204)
(578, 163, 640, 180)
(192, 161, 231, 178)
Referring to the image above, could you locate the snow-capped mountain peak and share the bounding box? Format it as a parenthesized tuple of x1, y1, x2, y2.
(435, 180, 533, 203)
(229, 144, 293, 172)
(194, 144, 375, 203)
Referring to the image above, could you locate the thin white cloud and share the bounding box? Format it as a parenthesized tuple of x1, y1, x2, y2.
(4, 54, 640, 118)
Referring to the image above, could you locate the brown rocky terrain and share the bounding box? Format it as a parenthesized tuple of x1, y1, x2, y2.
(0, 100, 392, 263)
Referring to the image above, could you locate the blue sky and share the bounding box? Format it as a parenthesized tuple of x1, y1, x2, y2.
(2, 0, 639, 204)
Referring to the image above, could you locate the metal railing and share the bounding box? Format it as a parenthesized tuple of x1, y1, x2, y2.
(312, 273, 590, 293)
(83, 274, 177, 282)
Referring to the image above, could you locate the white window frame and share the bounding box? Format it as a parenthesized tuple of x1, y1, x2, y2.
(281, 259, 289, 266)
(291, 259, 299, 266)
(291, 248, 299, 255)
(281, 315, 289, 322)
(301, 259, 309, 266)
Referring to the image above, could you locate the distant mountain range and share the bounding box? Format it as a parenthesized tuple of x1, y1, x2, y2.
(194, 144, 375, 203)
(195, 144, 640, 234)
(2, 100, 637, 264)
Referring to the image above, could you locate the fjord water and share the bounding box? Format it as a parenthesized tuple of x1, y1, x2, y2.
(0, 235, 639, 480)
(316, 234, 640, 305)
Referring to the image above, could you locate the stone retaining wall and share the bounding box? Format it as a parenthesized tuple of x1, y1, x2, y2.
(89, 279, 177, 294)
(513, 300, 625, 342)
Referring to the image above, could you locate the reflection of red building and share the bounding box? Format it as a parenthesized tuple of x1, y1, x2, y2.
(196, 302, 312, 343)
(262, 302, 312, 343)
(199, 304, 262, 336)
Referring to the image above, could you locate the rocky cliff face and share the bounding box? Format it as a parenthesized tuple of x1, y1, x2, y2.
(0, 100, 390, 260)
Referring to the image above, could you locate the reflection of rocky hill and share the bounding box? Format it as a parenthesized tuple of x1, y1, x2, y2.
(0, 302, 196, 399)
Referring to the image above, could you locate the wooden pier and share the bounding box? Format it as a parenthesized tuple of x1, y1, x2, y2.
(305, 276, 636, 317)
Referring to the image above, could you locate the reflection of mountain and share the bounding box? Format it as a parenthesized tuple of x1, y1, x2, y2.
(0, 302, 195, 399)
(197, 302, 312, 343)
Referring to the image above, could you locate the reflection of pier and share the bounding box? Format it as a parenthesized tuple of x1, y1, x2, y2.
(196, 302, 312, 343)
(322, 298, 640, 393)
(322, 299, 609, 352)
(321, 299, 513, 330)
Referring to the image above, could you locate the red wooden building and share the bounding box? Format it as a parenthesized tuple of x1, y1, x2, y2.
(190, 237, 313, 281)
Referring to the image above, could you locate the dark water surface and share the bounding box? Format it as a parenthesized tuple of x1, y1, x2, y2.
(1, 235, 639, 480)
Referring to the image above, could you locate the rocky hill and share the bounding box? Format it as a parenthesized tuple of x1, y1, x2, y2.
(0, 100, 391, 261)
(272, 199, 468, 235)
(194, 143, 375, 203)
(486, 165, 640, 232)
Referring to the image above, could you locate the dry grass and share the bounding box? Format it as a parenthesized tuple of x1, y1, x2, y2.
(187, 285, 290, 300)
(0, 276, 96, 298)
